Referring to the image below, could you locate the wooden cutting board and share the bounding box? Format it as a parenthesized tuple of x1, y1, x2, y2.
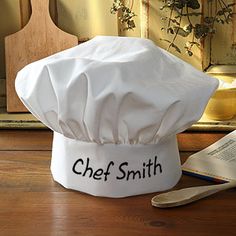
(5, 0, 78, 112)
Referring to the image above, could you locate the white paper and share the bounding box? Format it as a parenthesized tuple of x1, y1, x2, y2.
(182, 130, 236, 182)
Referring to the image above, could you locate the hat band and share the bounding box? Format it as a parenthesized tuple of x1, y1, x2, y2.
(51, 132, 182, 198)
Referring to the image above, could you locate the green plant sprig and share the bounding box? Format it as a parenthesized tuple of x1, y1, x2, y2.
(160, 0, 235, 56)
(111, 0, 235, 56)
(110, 0, 136, 31)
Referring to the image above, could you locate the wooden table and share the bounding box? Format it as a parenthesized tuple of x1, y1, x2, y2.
(0, 130, 236, 236)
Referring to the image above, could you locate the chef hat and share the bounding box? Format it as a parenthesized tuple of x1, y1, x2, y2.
(15, 36, 218, 198)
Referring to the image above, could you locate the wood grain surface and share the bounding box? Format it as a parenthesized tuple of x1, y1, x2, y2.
(5, 0, 78, 112)
(177, 131, 226, 151)
(0, 130, 52, 151)
(1, 149, 236, 236)
(0, 130, 227, 152)
(19, 0, 58, 28)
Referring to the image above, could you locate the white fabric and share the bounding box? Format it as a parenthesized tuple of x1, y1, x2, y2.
(52, 132, 181, 197)
(15, 36, 218, 145)
(15, 36, 218, 197)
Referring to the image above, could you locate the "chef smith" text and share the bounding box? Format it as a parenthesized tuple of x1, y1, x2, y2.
(72, 156, 162, 181)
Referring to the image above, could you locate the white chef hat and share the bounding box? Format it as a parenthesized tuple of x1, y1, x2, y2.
(15, 36, 218, 198)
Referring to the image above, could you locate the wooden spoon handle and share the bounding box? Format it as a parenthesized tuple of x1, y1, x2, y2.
(30, 0, 50, 19)
(151, 181, 236, 208)
(31, 0, 49, 10)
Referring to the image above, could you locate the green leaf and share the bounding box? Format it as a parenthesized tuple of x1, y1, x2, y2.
(187, 0, 200, 9)
(173, 26, 190, 37)
(160, 38, 172, 44)
(170, 43, 181, 53)
(227, 3, 236, 7)
(217, 10, 224, 16)
(204, 17, 214, 24)
(167, 27, 174, 34)
(175, 2, 185, 9)
(194, 24, 210, 39)
(186, 50, 193, 56)
(129, 20, 136, 28)
(182, 12, 202, 17)
(169, 18, 180, 25)
(183, 24, 192, 33)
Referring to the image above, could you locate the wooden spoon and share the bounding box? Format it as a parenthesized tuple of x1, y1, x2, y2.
(151, 181, 236, 208)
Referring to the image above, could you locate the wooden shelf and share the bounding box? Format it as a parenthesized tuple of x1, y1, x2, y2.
(0, 108, 46, 129)
(190, 114, 236, 132)
(0, 109, 236, 131)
